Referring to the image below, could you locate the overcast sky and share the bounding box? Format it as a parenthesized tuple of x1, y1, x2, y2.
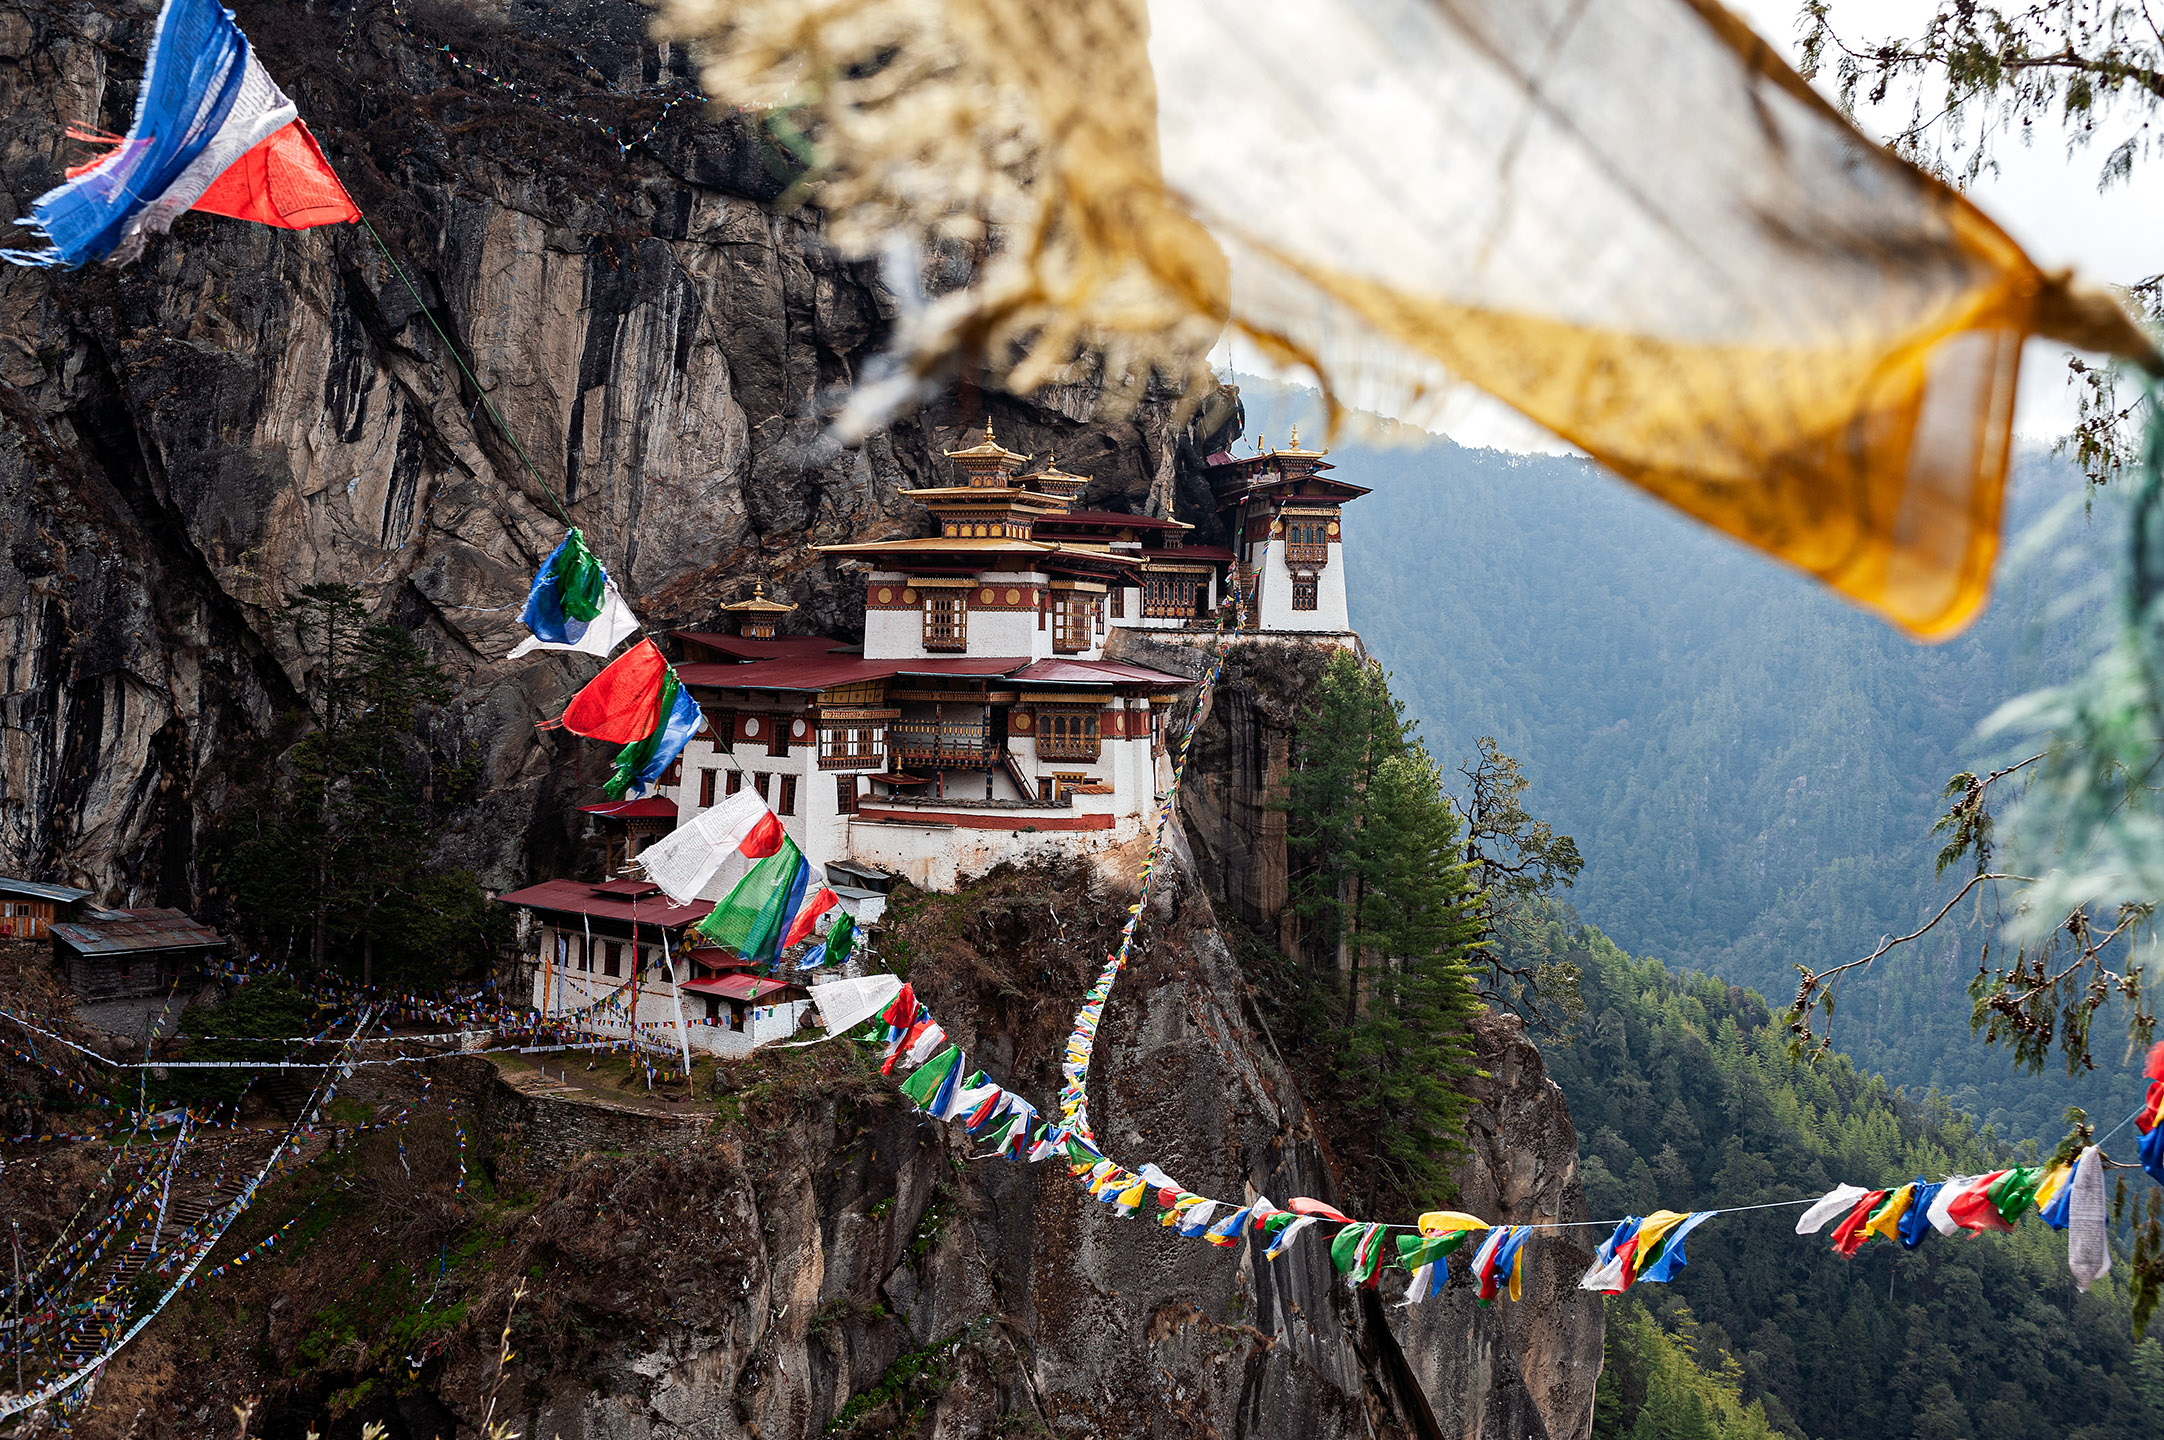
(1223, 0, 2164, 451)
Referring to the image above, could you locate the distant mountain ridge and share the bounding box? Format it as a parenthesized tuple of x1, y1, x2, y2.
(1231, 376, 2148, 1140)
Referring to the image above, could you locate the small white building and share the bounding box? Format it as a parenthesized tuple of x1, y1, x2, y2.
(493, 875, 815, 1060)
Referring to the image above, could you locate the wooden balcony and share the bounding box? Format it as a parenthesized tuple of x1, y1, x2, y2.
(890, 718, 996, 768)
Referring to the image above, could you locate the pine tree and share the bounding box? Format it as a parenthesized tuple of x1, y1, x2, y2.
(214, 584, 500, 987)
(1341, 750, 1485, 1207)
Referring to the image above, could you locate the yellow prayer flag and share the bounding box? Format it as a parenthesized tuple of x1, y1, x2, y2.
(1418, 1210, 1490, 1236)
(661, 0, 2157, 638)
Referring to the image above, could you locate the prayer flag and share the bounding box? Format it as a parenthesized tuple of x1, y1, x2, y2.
(899, 1044, 960, 1109)
(510, 529, 639, 659)
(559, 639, 669, 743)
(1898, 1182, 1942, 1249)
(782, 888, 841, 950)
(827, 912, 857, 967)
(1177, 1200, 1219, 1238)
(1944, 1171, 2017, 1232)
(603, 670, 704, 800)
(1796, 1184, 1869, 1236)
(1830, 1190, 1891, 1256)
(692, 837, 809, 962)
(2068, 1147, 2111, 1292)
(1265, 1215, 1322, 1261)
(2, 0, 357, 269)
(631, 788, 796, 900)
(1636, 1212, 1714, 1285)
(1926, 1176, 1978, 1236)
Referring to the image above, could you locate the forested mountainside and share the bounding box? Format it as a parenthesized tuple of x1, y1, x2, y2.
(1236, 380, 2147, 1142)
(1538, 914, 2164, 1440)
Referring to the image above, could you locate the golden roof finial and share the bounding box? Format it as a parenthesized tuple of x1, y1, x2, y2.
(1288, 423, 1300, 449)
(985, 419, 997, 443)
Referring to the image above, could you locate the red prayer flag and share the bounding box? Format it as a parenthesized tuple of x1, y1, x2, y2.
(740, 810, 786, 859)
(1944, 1171, 2016, 1232)
(559, 639, 667, 742)
(192, 120, 359, 230)
(1829, 1190, 1888, 1256)
(781, 887, 839, 950)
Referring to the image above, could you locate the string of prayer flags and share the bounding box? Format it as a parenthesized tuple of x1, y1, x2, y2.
(1, 0, 357, 269)
(603, 668, 704, 800)
(557, 639, 670, 742)
(511, 528, 640, 659)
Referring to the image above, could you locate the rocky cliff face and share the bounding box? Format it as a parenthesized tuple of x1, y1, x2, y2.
(0, 0, 1197, 903)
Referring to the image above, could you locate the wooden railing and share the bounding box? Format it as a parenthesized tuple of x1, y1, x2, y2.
(890, 718, 995, 767)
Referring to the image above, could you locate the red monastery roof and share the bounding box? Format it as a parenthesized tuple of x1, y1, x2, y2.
(680, 974, 810, 1003)
(672, 631, 851, 662)
(496, 878, 713, 930)
(580, 797, 678, 819)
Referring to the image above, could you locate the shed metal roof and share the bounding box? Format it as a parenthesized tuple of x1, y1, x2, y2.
(581, 798, 678, 820)
(0, 877, 92, 904)
(50, 908, 225, 957)
(1007, 658, 1191, 686)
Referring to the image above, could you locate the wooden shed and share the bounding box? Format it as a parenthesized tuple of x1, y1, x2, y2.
(49, 908, 226, 999)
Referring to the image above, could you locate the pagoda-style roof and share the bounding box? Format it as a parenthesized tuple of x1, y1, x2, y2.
(942, 420, 1029, 468)
(719, 580, 796, 615)
(894, 483, 1076, 513)
(1023, 455, 1090, 500)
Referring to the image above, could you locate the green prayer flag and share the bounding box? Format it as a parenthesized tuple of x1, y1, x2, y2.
(1393, 1230, 1471, 1270)
(692, 836, 806, 959)
(898, 1045, 960, 1107)
(827, 912, 856, 965)
(1988, 1166, 2045, 1225)
(552, 527, 607, 622)
(1331, 1223, 1372, 1274)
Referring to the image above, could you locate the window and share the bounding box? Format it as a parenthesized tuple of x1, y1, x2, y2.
(923, 592, 966, 650)
(837, 775, 859, 814)
(1109, 586, 1125, 619)
(769, 717, 792, 757)
(1053, 594, 1095, 652)
(1142, 575, 1202, 619)
(700, 769, 717, 806)
(820, 725, 886, 770)
(726, 769, 743, 797)
(603, 941, 622, 977)
(662, 756, 683, 786)
(1292, 575, 1319, 611)
(1285, 516, 1332, 566)
(1036, 706, 1102, 761)
(780, 775, 798, 816)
